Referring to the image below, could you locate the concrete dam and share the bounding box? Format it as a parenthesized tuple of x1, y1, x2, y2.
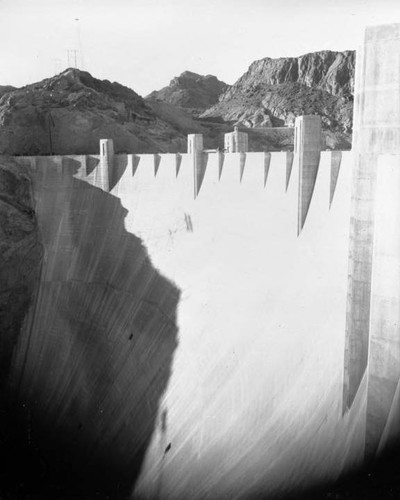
(1, 23, 400, 500)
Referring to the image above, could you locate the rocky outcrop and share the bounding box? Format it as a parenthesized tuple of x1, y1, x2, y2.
(221, 50, 354, 101)
(203, 82, 353, 133)
(201, 50, 355, 136)
(0, 159, 42, 384)
(0, 69, 187, 155)
(146, 71, 229, 114)
(0, 158, 43, 497)
(297, 51, 354, 96)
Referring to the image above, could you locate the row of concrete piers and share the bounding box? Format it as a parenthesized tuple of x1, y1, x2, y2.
(98, 116, 323, 233)
(188, 116, 322, 155)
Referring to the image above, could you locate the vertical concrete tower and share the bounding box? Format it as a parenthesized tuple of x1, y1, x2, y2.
(343, 24, 400, 457)
(294, 115, 322, 235)
(97, 139, 114, 192)
(187, 134, 203, 154)
(224, 127, 249, 153)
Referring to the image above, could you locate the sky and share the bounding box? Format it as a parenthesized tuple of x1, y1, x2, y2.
(0, 0, 400, 96)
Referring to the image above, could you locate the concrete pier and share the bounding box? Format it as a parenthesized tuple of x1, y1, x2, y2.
(97, 138, 114, 191)
(294, 115, 322, 234)
(343, 25, 400, 426)
(224, 127, 249, 153)
(187, 134, 206, 198)
(187, 134, 203, 154)
(366, 155, 400, 456)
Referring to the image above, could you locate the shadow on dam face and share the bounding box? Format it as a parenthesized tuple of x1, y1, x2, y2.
(0, 158, 180, 499)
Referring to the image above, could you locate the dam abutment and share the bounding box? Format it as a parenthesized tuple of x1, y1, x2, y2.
(343, 24, 400, 460)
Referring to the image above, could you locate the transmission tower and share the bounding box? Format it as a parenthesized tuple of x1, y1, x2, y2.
(65, 17, 84, 70)
(67, 49, 78, 68)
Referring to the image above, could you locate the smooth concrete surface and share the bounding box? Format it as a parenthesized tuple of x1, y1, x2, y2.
(187, 134, 203, 154)
(193, 151, 209, 198)
(239, 152, 246, 181)
(175, 153, 182, 177)
(10, 150, 374, 499)
(264, 152, 271, 186)
(343, 24, 400, 414)
(98, 138, 114, 192)
(286, 151, 294, 191)
(330, 151, 342, 208)
(294, 115, 322, 235)
(366, 155, 400, 457)
(117, 151, 363, 499)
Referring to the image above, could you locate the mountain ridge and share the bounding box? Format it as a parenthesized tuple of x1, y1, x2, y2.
(0, 68, 188, 155)
(227, 50, 355, 97)
(0, 49, 355, 155)
(201, 50, 355, 135)
(146, 71, 229, 114)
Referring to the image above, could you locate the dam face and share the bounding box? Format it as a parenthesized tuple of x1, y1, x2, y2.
(4, 21, 400, 500)
(11, 149, 362, 499)
(118, 151, 360, 499)
(7, 155, 181, 497)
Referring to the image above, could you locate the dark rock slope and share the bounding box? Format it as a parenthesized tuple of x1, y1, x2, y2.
(0, 85, 16, 99)
(0, 69, 187, 155)
(0, 158, 43, 496)
(201, 50, 355, 134)
(0, 159, 42, 384)
(146, 71, 229, 115)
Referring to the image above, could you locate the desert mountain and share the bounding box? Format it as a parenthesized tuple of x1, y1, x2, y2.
(222, 50, 354, 99)
(146, 71, 229, 115)
(201, 50, 355, 135)
(0, 50, 355, 156)
(0, 69, 191, 155)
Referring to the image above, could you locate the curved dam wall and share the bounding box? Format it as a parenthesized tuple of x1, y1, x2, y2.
(9, 149, 370, 499)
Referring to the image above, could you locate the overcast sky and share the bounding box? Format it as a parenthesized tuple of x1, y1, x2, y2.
(1, 0, 400, 96)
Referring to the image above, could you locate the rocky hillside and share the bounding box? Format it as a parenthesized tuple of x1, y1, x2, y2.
(0, 159, 42, 380)
(0, 85, 16, 99)
(0, 69, 188, 155)
(201, 50, 355, 135)
(223, 50, 355, 99)
(0, 51, 355, 155)
(146, 71, 229, 115)
(0, 159, 43, 499)
(202, 82, 353, 133)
